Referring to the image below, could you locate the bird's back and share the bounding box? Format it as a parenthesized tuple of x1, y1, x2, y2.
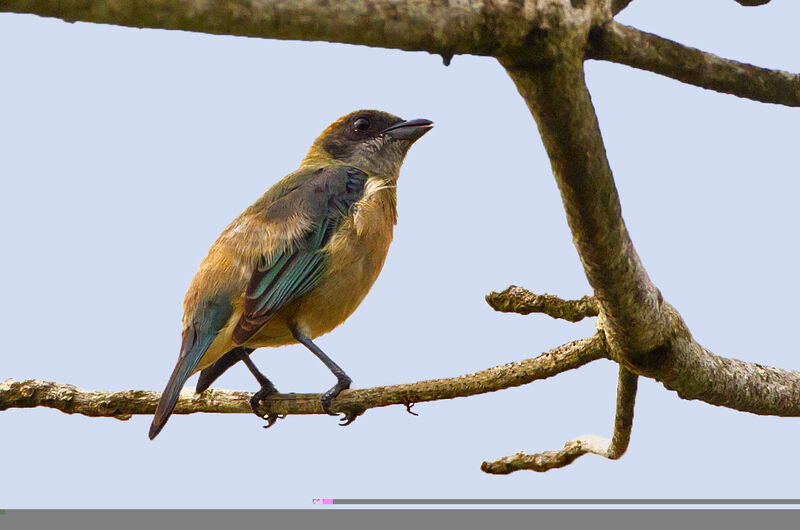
(182, 166, 328, 326)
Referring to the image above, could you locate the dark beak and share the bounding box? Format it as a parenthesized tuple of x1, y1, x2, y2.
(382, 118, 434, 141)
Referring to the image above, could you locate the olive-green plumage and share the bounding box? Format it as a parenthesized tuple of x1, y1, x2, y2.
(149, 110, 432, 439)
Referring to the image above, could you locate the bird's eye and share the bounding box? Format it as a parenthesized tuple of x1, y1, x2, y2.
(353, 118, 370, 132)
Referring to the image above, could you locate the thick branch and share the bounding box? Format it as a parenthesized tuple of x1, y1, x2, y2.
(637, 327, 800, 417)
(610, 0, 635, 15)
(4, 0, 796, 107)
(503, 56, 668, 359)
(0, 334, 607, 420)
(0, 0, 544, 62)
(589, 21, 800, 107)
(487, 286, 598, 322)
(503, 44, 800, 417)
(481, 365, 638, 473)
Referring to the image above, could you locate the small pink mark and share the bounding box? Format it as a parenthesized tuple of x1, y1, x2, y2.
(321, 499, 333, 505)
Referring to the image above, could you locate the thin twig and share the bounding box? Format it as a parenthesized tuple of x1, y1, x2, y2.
(590, 21, 800, 107)
(481, 365, 638, 473)
(0, 334, 608, 420)
(487, 286, 599, 322)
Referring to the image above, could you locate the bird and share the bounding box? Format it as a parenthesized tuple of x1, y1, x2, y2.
(149, 110, 433, 439)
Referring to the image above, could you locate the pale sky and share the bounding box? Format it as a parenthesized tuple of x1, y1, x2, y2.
(1, 0, 799, 508)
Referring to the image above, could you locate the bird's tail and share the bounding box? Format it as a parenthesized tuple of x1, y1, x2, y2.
(149, 326, 210, 440)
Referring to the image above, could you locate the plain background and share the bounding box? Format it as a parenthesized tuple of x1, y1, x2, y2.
(1, 0, 798, 508)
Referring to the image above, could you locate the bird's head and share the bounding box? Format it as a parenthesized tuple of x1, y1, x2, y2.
(303, 110, 433, 177)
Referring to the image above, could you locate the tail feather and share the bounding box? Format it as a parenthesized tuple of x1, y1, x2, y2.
(148, 354, 199, 440)
(150, 297, 233, 440)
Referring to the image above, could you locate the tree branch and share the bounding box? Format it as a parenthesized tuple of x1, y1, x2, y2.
(503, 32, 800, 418)
(481, 365, 638, 473)
(502, 55, 669, 360)
(589, 21, 800, 107)
(638, 329, 800, 417)
(3, 1, 796, 107)
(0, 334, 608, 421)
(487, 286, 599, 322)
(0, 0, 550, 63)
(607, 367, 637, 459)
(610, 0, 635, 16)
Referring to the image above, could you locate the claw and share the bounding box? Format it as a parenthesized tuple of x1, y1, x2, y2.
(262, 413, 281, 429)
(248, 382, 282, 429)
(320, 375, 351, 417)
(338, 408, 364, 426)
(320, 393, 338, 416)
(403, 401, 419, 416)
(248, 395, 263, 416)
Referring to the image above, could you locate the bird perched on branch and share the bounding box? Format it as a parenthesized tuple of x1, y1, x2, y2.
(149, 110, 432, 439)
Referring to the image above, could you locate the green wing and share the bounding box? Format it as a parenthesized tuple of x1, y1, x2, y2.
(231, 165, 367, 344)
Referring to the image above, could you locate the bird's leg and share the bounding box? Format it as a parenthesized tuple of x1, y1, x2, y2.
(290, 325, 357, 424)
(237, 348, 282, 428)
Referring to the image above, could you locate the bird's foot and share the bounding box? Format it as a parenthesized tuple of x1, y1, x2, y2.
(321, 375, 355, 425)
(249, 382, 283, 429)
(338, 407, 365, 426)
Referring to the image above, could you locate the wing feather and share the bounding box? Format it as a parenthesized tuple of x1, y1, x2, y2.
(231, 165, 367, 344)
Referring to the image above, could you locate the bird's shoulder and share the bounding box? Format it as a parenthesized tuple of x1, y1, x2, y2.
(254, 164, 369, 218)
(209, 164, 368, 253)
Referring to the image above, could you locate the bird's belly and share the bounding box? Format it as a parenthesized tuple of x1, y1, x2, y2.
(243, 242, 390, 349)
(289, 219, 393, 340)
(242, 313, 296, 348)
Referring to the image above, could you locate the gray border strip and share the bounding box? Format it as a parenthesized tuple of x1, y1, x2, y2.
(333, 499, 800, 505)
(3, 509, 800, 530)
